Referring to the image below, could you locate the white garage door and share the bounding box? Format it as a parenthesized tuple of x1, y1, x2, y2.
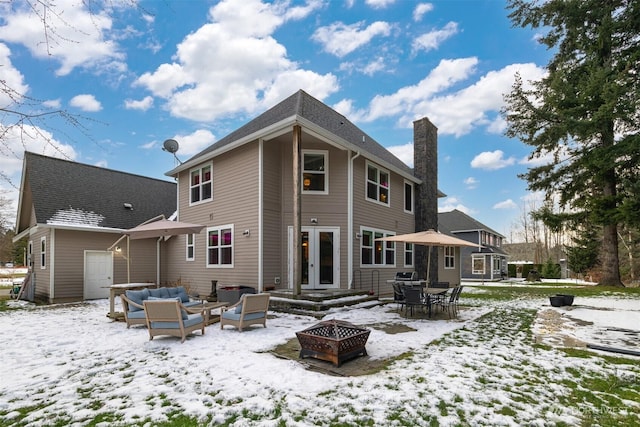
(84, 251, 113, 300)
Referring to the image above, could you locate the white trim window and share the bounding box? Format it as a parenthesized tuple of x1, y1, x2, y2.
(472, 256, 485, 275)
(366, 162, 390, 205)
(404, 243, 414, 268)
(40, 236, 46, 269)
(360, 227, 395, 267)
(186, 234, 195, 261)
(190, 163, 212, 204)
(404, 180, 414, 214)
(444, 246, 455, 269)
(493, 256, 501, 273)
(302, 150, 328, 194)
(207, 225, 233, 267)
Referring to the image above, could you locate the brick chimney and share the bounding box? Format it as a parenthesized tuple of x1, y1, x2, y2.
(413, 117, 438, 281)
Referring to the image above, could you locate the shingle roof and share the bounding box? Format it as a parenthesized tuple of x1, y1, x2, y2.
(24, 152, 176, 230)
(438, 209, 505, 238)
(179, 89, 414, 176)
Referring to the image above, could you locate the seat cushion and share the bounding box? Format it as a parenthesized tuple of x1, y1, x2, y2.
(222, 311, 265, 322)
(149, 287, 170, 298)
(126, 310, 146, 319)
(151, 314, 202, 329)
(125, 289, 150, 311)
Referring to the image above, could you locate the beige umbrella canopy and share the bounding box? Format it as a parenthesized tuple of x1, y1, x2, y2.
(377, 229, 479, 283)
(126, 219, 205, 240)
(110, 217, 205, 283)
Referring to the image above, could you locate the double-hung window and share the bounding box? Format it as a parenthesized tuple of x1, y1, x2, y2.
(404, 243, 414, 268)
(207, 225, 233, 267)
(186, 234, 195, 261)
(404, 181, 414, 213)
(40, 237, 46, 269)
(302, 150, 328, 194)
(190, 164, 212, 204)
(366, 162, 389, 205)
(444, 246, 455, 269)
(360, 228, 395, 267)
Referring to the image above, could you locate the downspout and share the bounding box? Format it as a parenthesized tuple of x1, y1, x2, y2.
(50, 229, 55, 301)
(258, 139, 264, 292)
(348, 150, 361, 289)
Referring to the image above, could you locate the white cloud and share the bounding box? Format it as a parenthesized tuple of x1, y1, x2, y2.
(312, 21, 392, 58)
(135, 0, 335, 122)
(170, 129, 217, 156)
(124, 96, 154, 111)
(464, 177, 478, 189)
(412, 22, 458, 53)
(470, 150, 516, 170)
(43, 99, 62, 109)
(387, 142, 414, 167)
(0, 0, 126, 76)
(94, 160, 108, 168)
(0, 43, 29, 106)
(365, 0, 396, 9)
(493, 199, 517, 210)
(69, 94, 102, 112)
(413, 3, 434, 22)
(356, 61, 545, 137)
(364, 57, 478, 122)
(438, 197, 474, 215)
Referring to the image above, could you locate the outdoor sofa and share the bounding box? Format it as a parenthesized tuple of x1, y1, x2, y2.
(120, 286, 201, 328)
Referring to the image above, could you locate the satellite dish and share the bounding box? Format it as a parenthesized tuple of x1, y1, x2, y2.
(162, 139, 179, 153)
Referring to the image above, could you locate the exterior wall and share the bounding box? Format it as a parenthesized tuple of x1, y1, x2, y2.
(164, 141, 261, 296)
(437, 246, 462, 286)
(262, 140, 284, 289)
(29, 227, 51, 302)
(279, 140, 350, 289)
(28, 228, 158, 303)
(352, 155, 415, 296)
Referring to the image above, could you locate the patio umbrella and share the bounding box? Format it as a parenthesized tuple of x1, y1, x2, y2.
(377, 229, 478, 284)
(110, 217, 205, 283)
(126, 219, 205, 240)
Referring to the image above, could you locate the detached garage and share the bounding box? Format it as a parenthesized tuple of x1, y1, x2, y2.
(12, 152, 176, 304)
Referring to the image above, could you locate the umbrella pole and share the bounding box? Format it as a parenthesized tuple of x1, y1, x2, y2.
(426, 245, 431, 286)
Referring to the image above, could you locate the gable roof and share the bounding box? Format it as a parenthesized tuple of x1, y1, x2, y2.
(438, 209, 505, 239)
(167, 90, 416, 180)
(16, 152, 176, 234)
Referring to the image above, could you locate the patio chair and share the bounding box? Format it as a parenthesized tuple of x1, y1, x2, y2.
(392, 282, 406, 312)
(220, 293, 270, 332)
(442, 286, 464, 318)
(428, 281, 450, 311)
(120, 293, 148, 328)
(143, 299, 206, 343)
(403, 287, 427, 317)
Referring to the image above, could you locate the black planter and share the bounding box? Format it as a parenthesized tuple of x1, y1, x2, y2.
(558, 294, 574, 306)
(549, 295, 565, 307)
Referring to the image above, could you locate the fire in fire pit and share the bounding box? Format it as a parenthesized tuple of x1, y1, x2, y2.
(296, 320, 370, 367)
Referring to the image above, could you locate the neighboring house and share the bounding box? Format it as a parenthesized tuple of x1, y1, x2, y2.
(161, 90, 447, 296)
(438, 209, 508, 281)
(13, 152, 176, 303)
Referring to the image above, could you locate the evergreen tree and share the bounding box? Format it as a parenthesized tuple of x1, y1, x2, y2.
(566, 226, 600, 279)
(504, 0, 640, 286)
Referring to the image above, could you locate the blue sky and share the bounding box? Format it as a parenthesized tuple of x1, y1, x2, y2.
(0, 0, 551, 240)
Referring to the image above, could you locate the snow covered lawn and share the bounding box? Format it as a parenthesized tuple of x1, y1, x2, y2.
(0, 286, 638, 426)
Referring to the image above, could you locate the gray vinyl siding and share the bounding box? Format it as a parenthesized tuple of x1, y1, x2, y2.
(352, 155, 415, 294)
(438, 246, 462, 286)
(165, 141, 261, 296)
(278, 141, 349, 288)
(34, 230, 158, 303)
(262, 140, 284, 288)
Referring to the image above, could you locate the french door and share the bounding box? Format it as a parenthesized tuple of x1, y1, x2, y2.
(288, 226, 340, 289)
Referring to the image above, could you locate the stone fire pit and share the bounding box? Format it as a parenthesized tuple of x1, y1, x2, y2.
(296, 320, 370, 367)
